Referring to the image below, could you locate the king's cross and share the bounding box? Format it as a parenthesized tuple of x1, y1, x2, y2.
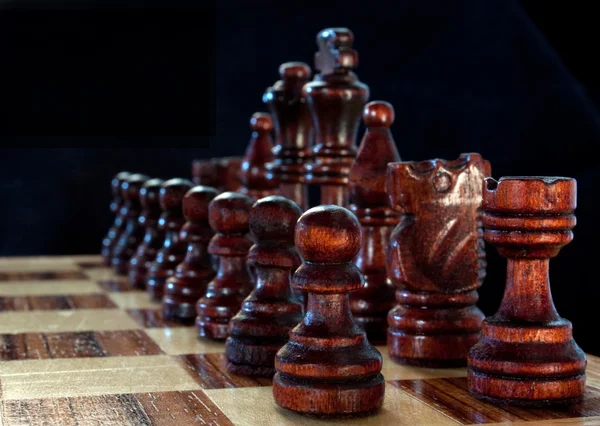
(314, 28, 358, 76)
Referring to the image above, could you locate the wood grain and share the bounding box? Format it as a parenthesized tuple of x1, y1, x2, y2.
(1, 390, 233, 426)
(0, 271, 87, 281)
(126, 308, 188, 328)
(178, 353, 272, 389)
(0, 330, 162, 360)
(393, 378, 600, 424)
(0, 294, 116, 311)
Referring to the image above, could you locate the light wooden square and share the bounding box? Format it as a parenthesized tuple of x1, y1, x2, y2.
(0, 355, 201, 400)
(145, 328, 225, 355)
(108, 292, 161, 309)
(0, 280, 100, 296)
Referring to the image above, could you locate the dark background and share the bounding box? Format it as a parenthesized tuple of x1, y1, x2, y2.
(1, 0, 598, 355)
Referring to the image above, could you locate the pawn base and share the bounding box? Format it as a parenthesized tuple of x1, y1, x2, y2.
(196, 317, 229, 340)
(388, 328, 479, 368)
(273, 372, 385, 417)
(146, 277, 167, 302)
(226, 361, 275, 378)
(163, 300, 196, 322)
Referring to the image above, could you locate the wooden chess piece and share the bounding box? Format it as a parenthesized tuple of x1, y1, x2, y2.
(303, 28, 370, 207)
(112, 173, 150, 275)
(163, 185, 219, 322)
(191, 159, 218, 187)
(348, 101, 401, 343)
(273, 205, 385, 417)
(146, 178, 194, 301)
(240, 113, 279, 202)
(263, 62, 314, 210)
(215, 157, 243, 192)
(226, 196, 304, 377)
(128, 178, 165, 289)
(386, 153, 491, 367)
(101, 171, 132, 265)
(196, 192, 254, 340)
(468, 176, 586, 406)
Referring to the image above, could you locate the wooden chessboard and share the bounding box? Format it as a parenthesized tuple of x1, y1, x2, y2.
(0, 255, 598, 426)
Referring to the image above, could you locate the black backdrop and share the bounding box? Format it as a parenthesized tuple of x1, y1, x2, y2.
(1, 0, 599, 355)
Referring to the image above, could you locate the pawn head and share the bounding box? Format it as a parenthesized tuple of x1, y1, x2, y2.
(183, 185, 219, 222)
(209, 192, 253, 234)
(159, 178, 194, 212)
(140, 178, 164, 209)
(363, 101, 395, 128)
(121, 174, 150, 202)
(295, 205, 361, 263)
(279, 62, 312, 82)
(250, 196, 302, 243)
(250, 112, 274, 133)
(111, 171, 132, 196)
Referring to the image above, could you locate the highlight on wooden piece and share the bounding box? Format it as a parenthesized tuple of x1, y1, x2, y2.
(468, 176, 586, 406)
(303, 28, 370, 207)
(225, 196, 304, 377)
(263, 62, 314, 210)
(146, 178, 194, 301)
(128, 178, 165, 289)
(347, 101, 401, 344)
(101, 171, 132, 265)
(273, 205, 385, 417)
(163, 185, 219, 322)
(386, 153, 491, 367)
(239, 113, 279, 202)
(111, 174, 150, 276)
(196, 192, 254, 340)
(191, 157, 243, 193)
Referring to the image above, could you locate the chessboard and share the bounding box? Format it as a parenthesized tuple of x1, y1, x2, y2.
(0, 255, 598, 426)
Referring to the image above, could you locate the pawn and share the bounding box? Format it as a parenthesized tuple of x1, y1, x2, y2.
(163, 186, 219, 322)
(101, 171, 132, 265)
(468, 177, 586, 406)
(128, 178, 165, 289)
(196, 192, 254, 340)
(226, 196, 304, 377)
(112, 174, 150, 275)
(240, 113, 279, 201)
(273, 205, 384, 417)
(348, 101, 401, 343)
(146, 178, 194, 301)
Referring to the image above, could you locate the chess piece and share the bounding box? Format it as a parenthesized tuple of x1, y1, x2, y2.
(273, 205, 385, 417)
(191, 159, 218, 187)
(196, 192, 254, 340)
(101, 171, 132, 265)
(146, 178, 194, 301)
(303, 28, 370, 207)
(468, 176, 586, 406)
(386, 153, 491, 367)
(128, 178, 165, 289)
(163, 186, 219, 322)
(240, 113, 279, 201)
(215, 157, 243, 192)
(226, 196, 304, 377)
(263, 62, 314, 210)
(348, 101, 401, 343)
(112, 174, 150, 275)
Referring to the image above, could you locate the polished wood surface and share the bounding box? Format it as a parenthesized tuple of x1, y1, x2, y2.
(195, 192, 254, 340)
(225, 196, 304, 377)
(264, 62, 314, 210)
(146, 179, 194, 301)
(468, 176, 586, 406)
(162, 186, 219, 322)
(192, 157, 243, 193)
(0, 255, 598, 425)
(348, 101, 401, 343)
(303, 28, 370, 207)
(128, 178, 165, 290)
(273, 205, 385, 417)
(386, 153, 491, 367)
(240, 113, 280, 202)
